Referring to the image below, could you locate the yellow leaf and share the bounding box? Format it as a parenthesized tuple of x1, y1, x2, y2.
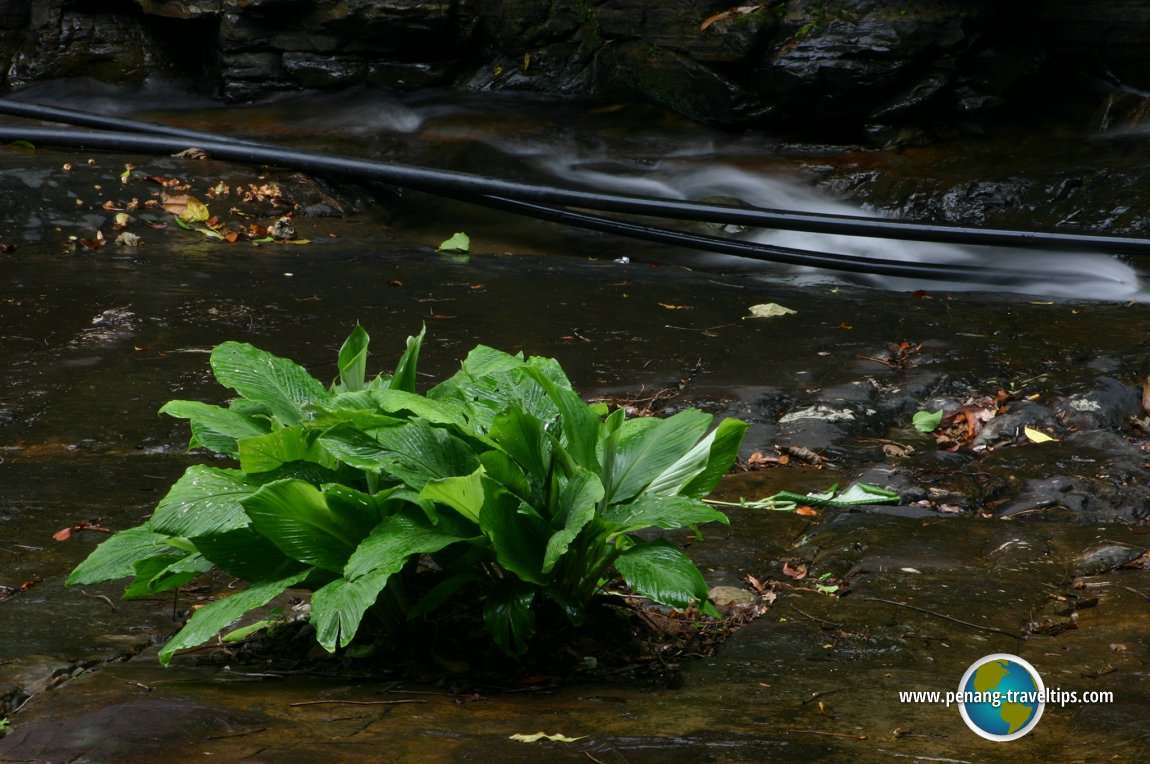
(509, 732, 586, 743)
(1023, 426, 1057, 444)
(162, 193, 211, 223)
(746, 303, 796, 319)
(658, 302, 692, 310)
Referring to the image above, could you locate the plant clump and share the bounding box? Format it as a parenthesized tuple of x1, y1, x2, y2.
(68, 326, 748, 665)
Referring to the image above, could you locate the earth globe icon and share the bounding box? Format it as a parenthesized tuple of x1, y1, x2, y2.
(957, 654, 1045, 741)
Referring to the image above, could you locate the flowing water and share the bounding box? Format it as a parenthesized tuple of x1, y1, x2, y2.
(2, 81, 1150, 762)
(20, 81, 1141, 300)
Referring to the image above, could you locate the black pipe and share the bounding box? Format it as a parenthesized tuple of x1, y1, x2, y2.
(0, 124, 1080, 283)
(2, 99, 1149, 256)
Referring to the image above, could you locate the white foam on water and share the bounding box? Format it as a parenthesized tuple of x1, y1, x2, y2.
(535, 157, 1146, 301)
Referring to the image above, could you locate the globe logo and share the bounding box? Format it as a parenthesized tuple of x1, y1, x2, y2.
(957, 654, 1045, 741)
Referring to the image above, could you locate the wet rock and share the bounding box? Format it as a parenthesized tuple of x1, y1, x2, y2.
(995, 476, 1087, 520)
(970, 399, 1062, 451)
(708, 585, 759, 607)
(1072, 541, 1148, 576)
(1053, 376, 1142, 431)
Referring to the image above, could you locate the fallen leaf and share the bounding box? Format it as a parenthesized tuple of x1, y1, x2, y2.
(795, 506, 819, 516)
(912, 409, 943, 433)
(52, 526, 73, 541)
(782, 561, 808, 579)
(1023, 426, 1057, 444)
(746, 302, 796, 319)
(658, 303, 693, 310)
(437, 232, 470, 253)
(509, 732, 586, 743)
(163, 194, 211, 223)
(700, 4, 763, 31)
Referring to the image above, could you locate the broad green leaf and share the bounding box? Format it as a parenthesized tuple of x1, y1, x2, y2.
(614, 539, 710, 611)
(343, 512, 469, 580)
(490, 406, 550, 484)
(527, 368, 601, 474)
(606, 409, 712, 504)
(123, 552, 213, 599)
(483, 582, 536, 656)
(192, 527, 306, 583)
(322, 419, 479, 490)
(237, 426, 323, 473)
(310, 568, 392, 651)
(648, 418, 748, 499)
(158, 568, 311, 665)
(478, 485, 548, 585)
(420, 468, 486, 523)
(912, 409, 943, 433)
(241, 480, 362, 572)
(66, 524, 170, 585)
(542, 468, 603, 574)
(824, 482, 899, 505)
(388, 326, 426, 395)
(150, 466, 258, 538)
(601, 493, 728, 536)
(370, 388, 472, 430)
(210, 341, 328, 426)
(480, 450, 532, 503)
(323, 483, 387, 536)
(160, 400, 268, 455)
(336, 324, 370, 393)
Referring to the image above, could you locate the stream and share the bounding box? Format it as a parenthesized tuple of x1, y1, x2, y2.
(1, 82, 1149, 762)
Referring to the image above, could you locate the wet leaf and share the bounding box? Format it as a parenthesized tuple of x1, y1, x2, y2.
(659, 303, 693, 310)
(163, 194, 211, 223)
(912, 409, 943, 433)
(509, 732, 586, 743)
(745, 302, 796, 319)
(1023, 426, 1057, 444)
(437, 232, 471, 253)
(53, 526, 73, 541)
(700, 4, 763, 31)
(782, 560, 808, 579)
(795, 505, 819, 516)
(172, 147, 209, 160)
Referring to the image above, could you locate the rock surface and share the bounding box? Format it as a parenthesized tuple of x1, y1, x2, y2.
(2, 1, 1150, 139)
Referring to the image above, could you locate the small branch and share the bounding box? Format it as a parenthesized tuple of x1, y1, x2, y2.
(785, 729, 868, 741)
(861, 597, 1023, 640)
(789, 603, 843, 629)
(289, 699, 428, 707)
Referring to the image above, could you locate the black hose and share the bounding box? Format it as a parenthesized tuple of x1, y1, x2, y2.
(2, 98, 1149, 256)
(0, 124, 1082, 283)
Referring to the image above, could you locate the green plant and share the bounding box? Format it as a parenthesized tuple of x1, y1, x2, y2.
(68, 326, 747, 662)
(912, 409, 944, 433)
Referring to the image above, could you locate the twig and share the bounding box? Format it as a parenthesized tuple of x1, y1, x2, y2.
(80, 590, 117, 611)
(861, 597, 1023, 640)
(789, 603, 842, 629)
(584, 753, 608, 764)
(1122, 585, 1150, 602)
(801, 689, 843, 706)
(289, 699, 428, 707)
(786, 729, 868, 740)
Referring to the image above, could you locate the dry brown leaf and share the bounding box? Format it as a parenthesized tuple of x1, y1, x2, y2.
(700, 4, 763, 31)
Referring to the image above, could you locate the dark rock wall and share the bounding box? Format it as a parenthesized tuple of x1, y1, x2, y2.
(1, 0, 1149, 139)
